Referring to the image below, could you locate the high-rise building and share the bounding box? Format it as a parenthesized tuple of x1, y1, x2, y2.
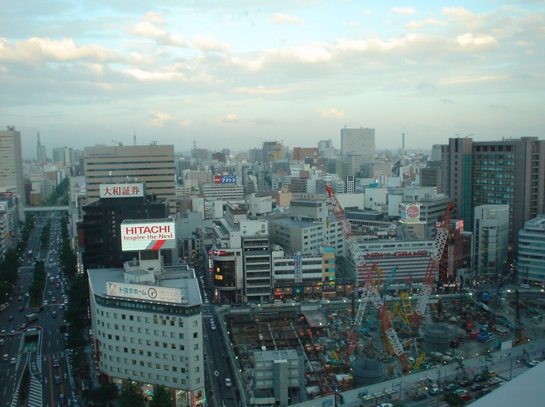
(440, 137, 545, 252)
(84, 145, 176, 215)
(340, 127, 375, 176)
(79, 183, 171, 270)
(88, 258, 204, 406)
(0, 127, 25, 218)
(474, 205, 509, 277)
(37, 132, 46, 163)
(518, 214, 545, 286)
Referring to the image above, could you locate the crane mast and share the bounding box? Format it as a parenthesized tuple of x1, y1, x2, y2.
(325, 186, 410, 372)
(411, 202, 454, 329)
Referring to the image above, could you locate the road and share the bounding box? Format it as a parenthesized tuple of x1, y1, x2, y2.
(0, 212, 76, 407)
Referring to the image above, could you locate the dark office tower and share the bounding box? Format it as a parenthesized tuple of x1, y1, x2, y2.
(78, 182, 170, 271)
(440, 137, 545, 252)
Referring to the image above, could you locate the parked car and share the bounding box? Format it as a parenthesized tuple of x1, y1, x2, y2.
(529, 360, 540, 367)
(225, 378, 232, 387)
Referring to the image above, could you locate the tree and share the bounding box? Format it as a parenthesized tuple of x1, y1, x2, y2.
(119, 379, 146, 407)
(150, 384, 173, 407)
(443, 392, 465, 406)
(86, 383, 119, 407)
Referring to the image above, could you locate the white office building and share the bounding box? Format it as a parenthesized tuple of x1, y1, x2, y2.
(0, 127, 24, 219)
(88, 259, 205, 407)
(518, 214, 545, 285)
(340, 127, 375, 176)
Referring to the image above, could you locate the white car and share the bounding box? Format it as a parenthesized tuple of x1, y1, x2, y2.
(225, 378, 232, 387)
(529, 360, 540, 367)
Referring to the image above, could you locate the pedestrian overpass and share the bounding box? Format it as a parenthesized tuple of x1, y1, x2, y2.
(24, 206, 70, 213)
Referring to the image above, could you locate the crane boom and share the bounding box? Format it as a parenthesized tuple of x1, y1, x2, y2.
(325, 186, 410, 372)
(411, 202, 454, 329)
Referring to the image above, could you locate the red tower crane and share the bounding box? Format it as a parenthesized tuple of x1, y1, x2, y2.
(325, 186, 411, 373)
(410, 202, 454, 330)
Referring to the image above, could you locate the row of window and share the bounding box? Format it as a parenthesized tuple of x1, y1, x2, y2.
(95, 297, 199, 315)
(100, 363, 199, 385)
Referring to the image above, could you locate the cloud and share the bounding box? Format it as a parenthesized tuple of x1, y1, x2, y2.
(406, 18, 448, 30)
(440, 99, 455, 104)
(0, 37, 117, 62)
(271, 13, 303, 25)
(126, 14, 186, 46)
(234, 86, 287, 95)
(316, 108, 345, 119)
(192, 35, 231, 52)
(456, 33, 497, 49)
(515, 40, 534, 46)
(361, 10, 372, 15)
(489, 104, 508, 110)
(147, 111, 173, 126)
(393, 7, 416, 15)
(211, 114, 238, 124)
(417, 82, 435, 91)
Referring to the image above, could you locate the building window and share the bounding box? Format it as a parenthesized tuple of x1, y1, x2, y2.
(194, 355, 199, 361)
(179, 333, 184, 339)
(156, 363, 161, 369)
(193, 332, 198, 338)
(179, 345, 185, 350)
(129, 315, 134, 321)
(122, 314, 126, 320)
(124, 348, 128, 353)
(115, 335, 120, 341)
(155, 341, 159, 347)
(194, 344, 199, 350)
(179, 321, 184, 328)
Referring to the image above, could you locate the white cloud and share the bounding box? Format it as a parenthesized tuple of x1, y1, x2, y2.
(393, 7, 416, 15)
(0, 37, 117, 62)
(456, 33, 497, 49)
(235, 86, 287, 95)
(211, 114, 238, 125)
(406, 18, 448, 30)
(147, 111, 173, 127)
(516, 40, 534, 46)
(271, 13, 303, 25)
(316, 108, 345, 119)
(192, 35, 231, 52)
(126, 15, 186, 47)
(361, 10, 372, 15)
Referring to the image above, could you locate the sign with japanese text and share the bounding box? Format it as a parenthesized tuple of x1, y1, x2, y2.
(100, 183, 144, 198)
(213, 175, 237, 184)
(400, 202, 421, 224)
(121, 219, 176, 251)
(106, 281, 182, 303)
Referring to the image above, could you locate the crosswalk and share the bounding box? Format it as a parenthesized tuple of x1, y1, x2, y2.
(26, 371, 43, 407)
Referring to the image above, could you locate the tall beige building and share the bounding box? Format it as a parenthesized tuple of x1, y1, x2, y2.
(84, 145, 176, 215)
(0, 127, 25, 219)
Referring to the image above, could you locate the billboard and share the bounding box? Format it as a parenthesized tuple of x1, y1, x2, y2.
(106, 281, 182, 303)
(121, 220, 176, 251)
(213, 175, 237, 184)
(294, 252, 302, 283)
(100, 183, 144, 199)
(30, 173, 45, 181)
(400, 203, 421, 223)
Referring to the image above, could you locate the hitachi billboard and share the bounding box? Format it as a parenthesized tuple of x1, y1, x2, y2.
(121, 220, 176, 251)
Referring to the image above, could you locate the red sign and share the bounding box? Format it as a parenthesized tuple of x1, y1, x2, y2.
(406, 205, 420, 219)
(1, 192, 12, 196)
(366, 250, 429, 259)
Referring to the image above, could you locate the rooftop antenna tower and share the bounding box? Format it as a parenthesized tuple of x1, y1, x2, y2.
(402, 133, 405, 151)
(133, 130, 137, 146)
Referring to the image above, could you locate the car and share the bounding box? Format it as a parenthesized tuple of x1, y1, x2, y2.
(55, 375, 61, 385)
(53, 359, 59, 367)
(2, 354, 8, 361)
(0, 339, 4, 346)
(44, 300, 48, 305)
(51, 297, 56, 303)
(378, 404, 394, 407)
(470, 384, 484, 391)
(460, 393, 473, 401)
(455, 389, 467, 395)
(225, 378, 232, 387)
(18, 306, 24, 312)
(8, 315, 13, 321)
(459, 379, 473, 387)
(19, 324, 26, 330)
(488, 370, 498, 377)
(529, 360, 540, 367)
(411, 393, 426, 400)
(209, 318, 214, 324)
(429, 387, 441, 396)
(9, 330, 15, 336)
(59, 304, 64, 310)
(444, 384, 458, 392)
(52, 311, 57, 318)
(0, 330, 6, 336)
(473, 375, 488, 382)
(17, 296, 22, 301)
(10, 357, 16, 365)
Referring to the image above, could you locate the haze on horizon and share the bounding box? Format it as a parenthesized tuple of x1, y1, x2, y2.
(1, 0, 544, 159)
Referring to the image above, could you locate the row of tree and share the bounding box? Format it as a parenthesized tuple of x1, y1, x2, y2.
(86, 381, 173, 407)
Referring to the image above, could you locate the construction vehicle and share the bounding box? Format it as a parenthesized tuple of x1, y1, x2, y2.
(410, 202, 454, 330)
(325, 186, 411, 373)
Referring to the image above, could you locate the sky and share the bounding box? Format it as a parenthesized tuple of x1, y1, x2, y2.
(1, 0, 544, 159)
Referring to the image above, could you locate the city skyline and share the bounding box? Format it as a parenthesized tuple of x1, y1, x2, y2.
(1, 1, 544, 159)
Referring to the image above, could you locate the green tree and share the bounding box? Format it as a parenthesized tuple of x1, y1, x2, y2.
(119, 379, 146, 407)
(443, 392, 465, 406)
(86, 383, 119, 407)
(150, 384, 173, 407)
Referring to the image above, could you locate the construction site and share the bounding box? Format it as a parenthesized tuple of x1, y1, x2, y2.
(213, 188, 545, 406)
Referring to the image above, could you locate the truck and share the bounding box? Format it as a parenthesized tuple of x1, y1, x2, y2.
(0, 303, 8, 312)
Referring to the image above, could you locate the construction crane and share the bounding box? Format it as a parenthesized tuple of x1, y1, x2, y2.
(111, 140, 123, 146)
(410, 202, 454, 330)
(325, 186, 411, 373)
